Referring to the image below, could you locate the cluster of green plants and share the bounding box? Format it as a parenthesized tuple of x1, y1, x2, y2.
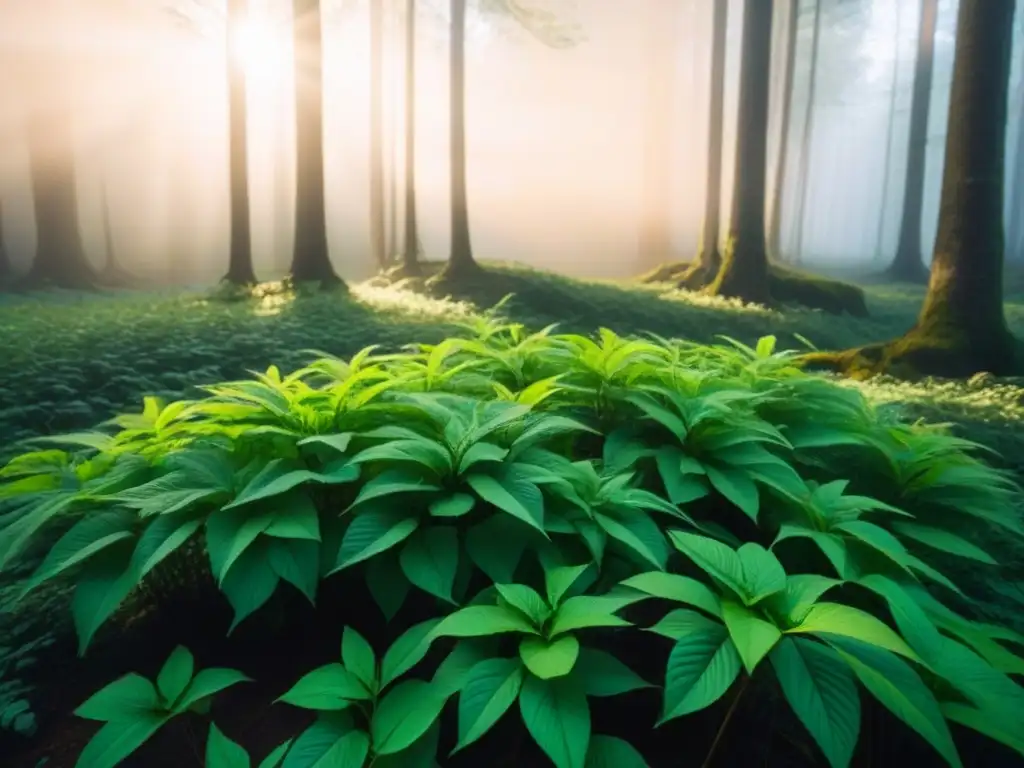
(1, 309, 1024, 768)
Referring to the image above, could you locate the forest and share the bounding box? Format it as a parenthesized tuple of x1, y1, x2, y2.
(1, 0, 1024, 766)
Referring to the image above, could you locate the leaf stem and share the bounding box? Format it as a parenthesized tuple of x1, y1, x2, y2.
(701, 673, 752, 768)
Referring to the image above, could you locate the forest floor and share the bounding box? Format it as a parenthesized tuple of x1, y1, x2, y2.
(2, 262, 1024, 766)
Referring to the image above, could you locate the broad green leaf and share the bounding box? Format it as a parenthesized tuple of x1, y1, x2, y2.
(73, 713, 169, 768)
(572, 648, 651, 697)
(765, 574, 842, 627)
(466, 472, 545, 533)
(365, 550, 409, 622)
(619, 572, 721, 618)
(549, 595, 639, 636)
(705, 465, 759, 521)
(371, 679, 449, 755)
(826, 635, 962, 768)
(257, 741, 291, 768)
(381, 619, 441, 689)
(465, 514, 531, 583)
(519, 675, 591, 768)
(72, 546, 138, 656)
(545, 563, 592, 607)
(654, 448, 709, 505)
(373, 722, 440, 768)
(453, 657, 525, 752)
(495, 583, 550, 625)
(890, 522, 997, 564)
(432, 605, 539, 639)
(262, 492, 321, 541)
(333, 506, 420, 571)
(429, 493, 476, 518)
(788, 603, 920, 663)
(280, 715, 369, 768)
(584, 735, 649, 768)
(942, 703, 1024, 760)
(834, 520, 911, 569)
(130, 514, 203, 579)
(75, 674, 161, 722)
(668, 531, 744, 597)
(593, 512, 667, 570)
(341, 627, 377, 691)
(25, 510, 135, 593)
(206, 723, 250, 768)
(520, 635, 580, 680)
(433, 640, 500, 698)
(156, 646, 194, 708)
(721, 600, 781, 674)
(770, 637, 859, 768)
(661, 625, 741, 722)
(348, 468, 441, 510)
(221, 541, 280, 634)
(350, 438, 452, 476)
(267, 537, 319, 604)
(736, 544, 786, 606)
(646, 609, 722, 641)
(176, 668, 251, 712)
(399, 526, 459, 602)
(277, 664, 371, 710)
(205, 505, 274, 583)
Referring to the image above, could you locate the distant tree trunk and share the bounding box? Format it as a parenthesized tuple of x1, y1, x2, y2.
(369, 0, 387, 271)
(438, 0, 481, 280)
(889, 0, 938, 283)
(290, 0, 344, 286)
(791, 0, 823, 265)
(1006, 53, 1024, 262)
(767, 0, 798, 262)
(401, 0, 421, 275)
(0, 200, 10, 285)
(873, 0, 903, 265)
(222, 0, 257, 285)
(707, 0, 773, 304)
(688, 0, 728, 285)
(97, 183, 133, 286)
(25, 84, 96, 289)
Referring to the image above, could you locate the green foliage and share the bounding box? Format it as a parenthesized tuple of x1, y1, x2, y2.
(3, 314, 1024, 767)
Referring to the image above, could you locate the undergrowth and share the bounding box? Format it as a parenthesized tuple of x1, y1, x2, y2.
(1, 305, 1023, 767)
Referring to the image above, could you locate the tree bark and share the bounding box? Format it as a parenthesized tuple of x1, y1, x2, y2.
(440, 0, 480, 279)
(401, 0, 421, 274)
(1006, 39, 1024, 263)
(222, 0, 257, 285)
(889, 0, 938, 283)
(707, 0, 773, 304)
(873, 0, 903, 265)
(767, 0, 799, 262)
(290, 0, 344, 286)
(0, 199, 10, 285)
(369, 0, 387, 271)
(791, 0, 823, 265)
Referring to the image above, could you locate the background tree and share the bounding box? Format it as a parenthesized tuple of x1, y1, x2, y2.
(707, 0, 773, 304)
(98, 182, 134, 286)
(888, 0, 938, 284)
(816, 0, 1019, 377)
(767, 0, 798, 262)
(873, 0, 903, 265)
(791, 0, 823, 265)
(0, 200, 9, 284)
(369, 0, 386, 271)
(400, 0, 422, 276)
(289, 0, 343, 286)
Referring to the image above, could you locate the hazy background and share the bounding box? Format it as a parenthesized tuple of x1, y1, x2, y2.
(0, 0, 1022, 283)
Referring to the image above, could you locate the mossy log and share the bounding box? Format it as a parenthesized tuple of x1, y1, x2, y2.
(638, 260, 869, 317)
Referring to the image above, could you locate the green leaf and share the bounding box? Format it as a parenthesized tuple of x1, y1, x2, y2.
(429, 492, 476, 518)
(668, 531, 744, 597)
(399, 526, 459, 602)
(520, 635, 580, 680)
(721, 600, 781, 674)
(584, 735, 649, 768)
(619, 572, 721, 618)
(788, 603, 920, 663)
(495, 583, 551, 625)
(348, 468, 439, 509)
(833, 520, 911, 569)
(890, 522, 997, 564)
(72, 546, 138, 656)
(365, 550, 409, 622)
(205, 505, 274, 584)
(433, 605, 539, 638)
(263, 492, 321, 541)
(268, 537, 319, 604)
(942, 703, 1024, 760)
(277, 664, 371, 710)
(130, 514, 202, 580)
(257, 740, 292, 768)
(519, 675, 591, 768)
(465, 514, 530, 583)
(371, 679, 449, 755)
(654, 448, 709, 505)
(466, 472, 545, 533)
(593, 511, 667, 570)
(549, 595, 639, 636)
(176, 668, 251, 712)
(221, 541, 280, 634)
(333, 506, 420, 571)
(661, 625, 741, 722)
(826, 635, 962, 768)
(770, 637, 859, 768)
(646, 609, 722, 641)
(73, 713, 169, 768)
(705, 465, 759, 521)
(381, 619, 441, 689)
(280, 715, 369, 768)
(206, 723, 251, 768)
(75, 674, 161, 722)
(545, 563, 592, 607)
(341, 627, 377, 691)
(373, 722, 440, 768)
(736, 544, 787, 606)
(25, 510, 135, 593)
(572, 649, 651, 697)
(156, 646, 194, 708)
(765, 574, 842, 627)
(453, 657, 526, 752)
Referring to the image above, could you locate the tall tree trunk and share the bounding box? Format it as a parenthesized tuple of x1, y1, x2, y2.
(222, 0, 257, 285)
(690, 0, 728, 284)
(873, 0, 903, 265)
(369, 0, 387, 271)
(0, 199, 10, 285)
(25, 83, 96, 289)
(791, 0, 823, 265)
(889, 0, 938, 283)
(708, 0, 773, 304)
(767, 0, 799, 262)
(440, 0, 480, 279)
(1006, 51, 1024, 263)
(290, 0, 343, 286)
(401, 0, 421, 274)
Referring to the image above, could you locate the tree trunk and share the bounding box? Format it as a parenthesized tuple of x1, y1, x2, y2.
(440, 0, 480, 279)
(401, 0, 421, 274)
(25, 83, 96, 289)
(767, 0, 798, 262)
(791, 0, 823, 265)
(0, 199, 10, 286)
(290, 0, 343, 286)
(1006, 45, 1024, 263)
(889, 0, 938, 283)
(222, 0, 257, 285)
(707, 0, 773, 304)
(369, 0, 386, 271)
(873, 0, 903, 265)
